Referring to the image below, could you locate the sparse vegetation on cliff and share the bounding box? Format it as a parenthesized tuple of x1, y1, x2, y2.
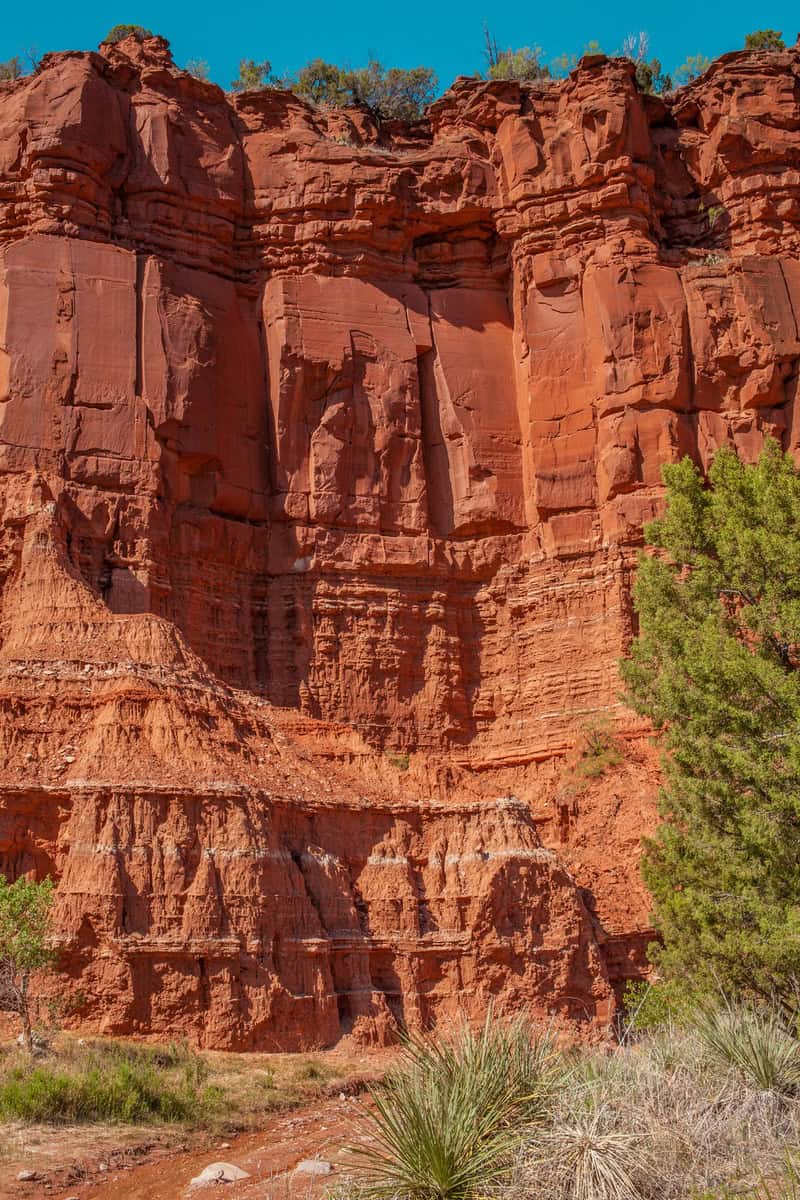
(622, 441, 800, 1005)
(230, 58, 274, 91)
(0, 57, 23, 82)
(673, 54, 711, 83)
(4, 23, 793, 110)
(483, 26, 551, 82)
(573, 716, 623, 780)
(279, 60, 438, 121)
(184, 58, 211, 81)
(560, 715, 624, 797)
(745, 30, 786, 52)
(102, 24, 154, 45)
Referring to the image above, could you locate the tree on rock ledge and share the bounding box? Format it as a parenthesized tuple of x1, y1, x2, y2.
(622, 441, 800, 1004)
(102, 24, 155, 45)
(744, 30, 785, 51)
(0, 876, 56, 1052)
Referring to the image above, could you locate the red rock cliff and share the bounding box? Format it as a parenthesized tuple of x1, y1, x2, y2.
(0, 34, 796, 1046)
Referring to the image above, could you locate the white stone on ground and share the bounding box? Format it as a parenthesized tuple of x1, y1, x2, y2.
(293, 1159, 333, 1176)
(188, 1161, 250, 1188)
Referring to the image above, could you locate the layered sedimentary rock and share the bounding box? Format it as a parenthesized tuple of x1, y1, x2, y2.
(0, 33, 798, 1044)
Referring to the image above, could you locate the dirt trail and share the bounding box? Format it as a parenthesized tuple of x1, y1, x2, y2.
(9, 1093, 370, 1199)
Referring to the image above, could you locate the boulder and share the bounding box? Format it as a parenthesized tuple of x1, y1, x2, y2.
(189, 1162, 250, 1188)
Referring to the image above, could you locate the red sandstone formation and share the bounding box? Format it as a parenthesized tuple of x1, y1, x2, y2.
(0, 33, 796, 1046)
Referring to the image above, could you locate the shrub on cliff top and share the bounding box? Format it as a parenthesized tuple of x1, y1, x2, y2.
(634, 58, 672, 94)
(285, 59, 437, 121)
(483, 27, 550, 81)
(621, 440, 800, 1004)
(673, 54, 711, 84)
(230, 58, 273, 92)
(744, 30, 785, 51)
(621, 31, 672, 93)
(185, 58, 210, 81)
(0, 57, 24, 82)
(349, 62, 438, 121)
(487, 46, 551, 82)
(102, 24, 154, 45)
(288, 59, 353, 106)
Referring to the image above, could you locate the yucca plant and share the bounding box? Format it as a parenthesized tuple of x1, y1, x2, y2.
(691, 1000, 800, 1097)
(534, 1106, 647, 1200)
(348, 1011, 564, 1199)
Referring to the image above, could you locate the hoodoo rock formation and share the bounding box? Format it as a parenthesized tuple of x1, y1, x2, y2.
(0, 33, 797, 1046)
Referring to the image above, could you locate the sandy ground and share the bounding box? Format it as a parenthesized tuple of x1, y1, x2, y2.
(1, 1049, 390, 1200)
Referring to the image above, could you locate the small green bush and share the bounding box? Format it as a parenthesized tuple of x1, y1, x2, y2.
(744, 30, 785, 52)
(102, 24, 154, 45)
(700, 202, 726, 229)
(621, 978, 697, 1032)
(574, 717, 623, 780)
(487, 47, 550, 82)
(388, 753, 410, 772)
(295, 1056, 327, 1082)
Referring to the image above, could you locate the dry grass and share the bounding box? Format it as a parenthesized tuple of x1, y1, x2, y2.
(339, 1006, 800, 1200)
(508, 1023, 800, 1200)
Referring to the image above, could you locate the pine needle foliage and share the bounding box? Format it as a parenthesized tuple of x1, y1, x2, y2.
(349, 1012, 564, 1199)
(621, 441, 800, 1003)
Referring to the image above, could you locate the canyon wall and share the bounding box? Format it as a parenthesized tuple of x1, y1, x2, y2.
(0, 34, 797, 1045)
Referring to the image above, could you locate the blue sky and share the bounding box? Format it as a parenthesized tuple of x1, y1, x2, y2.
(2, 2, 798, 92)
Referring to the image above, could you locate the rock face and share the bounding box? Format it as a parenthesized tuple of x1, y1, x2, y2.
(0, 34, 797, 1045)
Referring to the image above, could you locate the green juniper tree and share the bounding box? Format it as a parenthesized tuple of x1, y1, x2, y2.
(622, 441, 800, 1003)
(744, 30, 785, 52)
(287, 59, 437, 120)
(230, 58, 273, 92)
(0, 876, 56, 1052)
(102, 24, 154, 45)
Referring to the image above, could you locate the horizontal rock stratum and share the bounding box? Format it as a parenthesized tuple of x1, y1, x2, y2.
(0, 32, 796, 1046)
